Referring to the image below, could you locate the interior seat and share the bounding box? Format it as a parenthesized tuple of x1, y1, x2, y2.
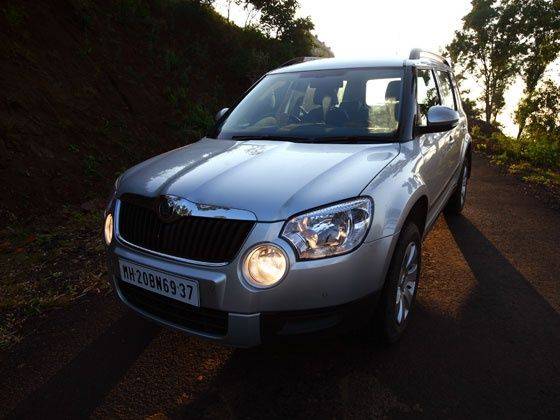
(304, 87, 338, 123)
(385, 80, 402, 120)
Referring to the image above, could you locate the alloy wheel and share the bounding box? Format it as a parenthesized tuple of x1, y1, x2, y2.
(460, 166, 468, 206)
(395, 242, 418, 325)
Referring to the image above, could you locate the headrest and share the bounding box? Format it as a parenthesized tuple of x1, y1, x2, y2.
(385, 80, 402, 101)
(313, 86, 338, 105)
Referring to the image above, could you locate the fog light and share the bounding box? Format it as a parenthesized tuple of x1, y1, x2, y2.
(104, 213, 114, 245)
(243, 244, 288, 288)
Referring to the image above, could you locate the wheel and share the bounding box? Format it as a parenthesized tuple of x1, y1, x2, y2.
(375, 222, 421, 344)
(445, 160, 469, 215)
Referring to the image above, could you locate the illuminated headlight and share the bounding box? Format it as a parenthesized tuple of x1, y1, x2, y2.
(104, 213, 114, 245)
(243, 244, 288, 288)
(281, 197, 373, 260)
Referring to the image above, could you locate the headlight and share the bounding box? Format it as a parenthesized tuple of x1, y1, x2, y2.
(243, 244, 288, 288)
(281, 197, 373, 260)
(104, 213, 114, 245)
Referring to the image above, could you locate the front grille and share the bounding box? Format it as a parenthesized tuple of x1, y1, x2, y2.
(118, 279, 228, 335)
(117, 194, 254, 263)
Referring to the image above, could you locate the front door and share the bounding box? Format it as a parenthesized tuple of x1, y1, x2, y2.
(434, 70, 462, 184)
(416, 68, 448, 208)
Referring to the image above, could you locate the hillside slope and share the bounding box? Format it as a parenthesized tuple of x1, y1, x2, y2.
(0, 0, 301, 226)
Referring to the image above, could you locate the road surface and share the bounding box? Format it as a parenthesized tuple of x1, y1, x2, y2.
(1, 154, 560, 418)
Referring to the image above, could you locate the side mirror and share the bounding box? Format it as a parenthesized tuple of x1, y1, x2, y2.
(215, 107, 229, 122)
(425, 105, 460, 133)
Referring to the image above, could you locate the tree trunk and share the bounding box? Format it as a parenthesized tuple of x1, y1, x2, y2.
(516, 120, 526, 140)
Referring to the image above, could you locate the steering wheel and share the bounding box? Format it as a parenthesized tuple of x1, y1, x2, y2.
(287, 114, 302, 124)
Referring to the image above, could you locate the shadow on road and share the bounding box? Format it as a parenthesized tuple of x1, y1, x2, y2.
(8, 215, 560, 418)
(9, 312, 160, 419)
(173, 214, 560, 418)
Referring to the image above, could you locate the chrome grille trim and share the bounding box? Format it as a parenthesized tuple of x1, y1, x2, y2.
(114, 199, 254, 267)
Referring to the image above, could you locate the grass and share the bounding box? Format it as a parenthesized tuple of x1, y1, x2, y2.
(0, 208, 110, 349)
(115, 0, 151, 24)
(473, 131, 560, 190)
(164, 49, 181, 72)
(84, 154, 100, 177)
(3, 4, 25, 27)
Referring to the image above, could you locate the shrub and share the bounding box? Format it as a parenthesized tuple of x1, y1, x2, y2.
(487, 132, 559, 170)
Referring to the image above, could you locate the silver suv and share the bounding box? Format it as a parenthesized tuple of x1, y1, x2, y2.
(104, 49, 471, 346)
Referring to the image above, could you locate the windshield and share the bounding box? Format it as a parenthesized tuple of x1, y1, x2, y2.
(212, 68, 403, 142)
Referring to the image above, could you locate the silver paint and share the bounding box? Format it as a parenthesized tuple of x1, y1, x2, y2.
(107, 54, 472, 347)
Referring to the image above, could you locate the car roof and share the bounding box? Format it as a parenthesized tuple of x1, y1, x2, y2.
(268, 56, 450, 74)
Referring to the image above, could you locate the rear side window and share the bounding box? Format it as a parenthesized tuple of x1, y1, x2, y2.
(416, 69, 440, 126)
(435, 70, 456, 110)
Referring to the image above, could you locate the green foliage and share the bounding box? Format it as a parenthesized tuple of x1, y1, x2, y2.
(234, 0, 317, 55)
(84, 154, 100, 177)
(513, 0, 560, 138)
(462, 97, 483, 121)
(515, 0, 560, 94)
(149, 0, 322, 143)
(516, 79, 560, 139)
(182, 103, 214, 133)
(448, 0, 524, 124)
(165, 85, 189, 109)
(163, 49, 181, 72)
(475, 79, 559, 177)
(3, 4, 25, 27)
(450, 0, 559, 139)
(514, 79, 560, 168)
(115, 0, 150, 23)
(488, 132, 559, 170)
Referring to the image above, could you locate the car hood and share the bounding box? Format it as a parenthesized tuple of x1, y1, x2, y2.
(118, 138, 400, 222)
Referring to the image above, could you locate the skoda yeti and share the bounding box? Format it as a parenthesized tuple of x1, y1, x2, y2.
(104, 49, 472, 346)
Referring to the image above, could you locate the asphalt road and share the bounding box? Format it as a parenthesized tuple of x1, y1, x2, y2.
(1, 154, 560, 419)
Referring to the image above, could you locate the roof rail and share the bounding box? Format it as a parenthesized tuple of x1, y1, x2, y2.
(277, 57, 320, 68)
(409, 48, 451, 67)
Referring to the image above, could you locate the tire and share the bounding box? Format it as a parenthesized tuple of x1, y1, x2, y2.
(375, 222, 422, 344)
(445, 160, 469, 215)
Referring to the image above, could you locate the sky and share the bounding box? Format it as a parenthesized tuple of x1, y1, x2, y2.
(214, 0, 559, 136)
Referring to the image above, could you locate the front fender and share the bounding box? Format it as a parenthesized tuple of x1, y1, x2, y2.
(362, 140, 428, 242)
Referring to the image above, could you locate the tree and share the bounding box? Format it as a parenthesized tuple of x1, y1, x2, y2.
(449, 69, 483, 121)
(515, 79, 560, 138)
(514, 0, 560, 138)
(448, 0, 524, 124)
(234, 0, 316, 55)
(310, 35, 334, 58)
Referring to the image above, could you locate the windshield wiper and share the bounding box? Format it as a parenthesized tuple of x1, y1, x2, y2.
(316, 135, 386, 143)
(231, 135, 318, 142)
(231, 134, 391, 143)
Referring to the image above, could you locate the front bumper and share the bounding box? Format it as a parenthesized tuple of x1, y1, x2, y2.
(107, 221, 395, 347)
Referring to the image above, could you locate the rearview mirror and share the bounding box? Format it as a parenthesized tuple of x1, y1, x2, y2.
(215, 107, 229, 122)
(425, 105, 460, 133)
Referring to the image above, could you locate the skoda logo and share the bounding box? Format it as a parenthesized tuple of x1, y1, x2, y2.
(157, 197, 177, 222)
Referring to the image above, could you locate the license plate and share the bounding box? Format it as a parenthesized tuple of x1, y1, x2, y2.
(118, 260, 199, 306)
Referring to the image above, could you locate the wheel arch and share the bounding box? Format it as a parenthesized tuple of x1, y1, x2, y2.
(403, 195, 429, 238)
(465, 142, 472, 178)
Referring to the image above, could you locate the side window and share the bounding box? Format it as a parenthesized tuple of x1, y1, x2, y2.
(416, 69, 440, 126)
(450, 75, 462, 111)
(435, 70, 456, 110)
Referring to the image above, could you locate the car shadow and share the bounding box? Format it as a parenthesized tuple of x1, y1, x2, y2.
(7, 311, 161, 419)
(173, 214, 560, 418)
(8, 214, 560, 418)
